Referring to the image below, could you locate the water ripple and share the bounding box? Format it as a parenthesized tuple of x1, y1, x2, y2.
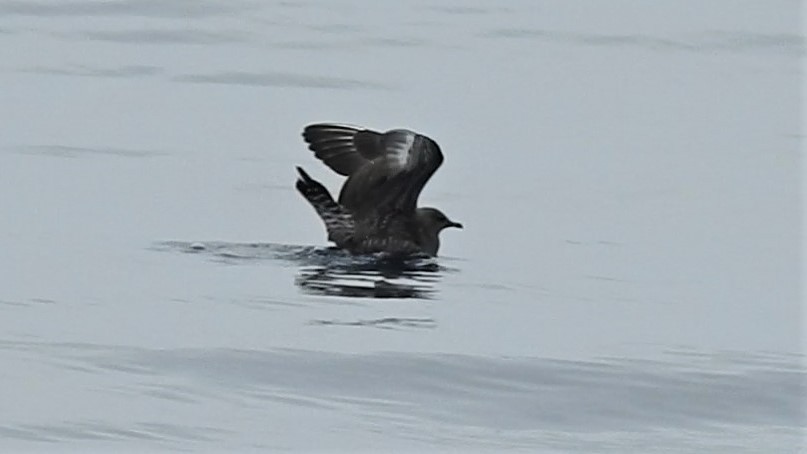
(311, 317, 437, 329)
(20, 64, 162, 78)
(0, 0, 257, 19)
(79, 29, 248, 45)
(481, 29, 805, 55)
(0, 341, 802, 449)
(173, 71, 391, 90)
(154, 241, 449, 299)
(42, 343, 807, 432)
(0, 420, 228, 443)
(14, 145, 168, 158)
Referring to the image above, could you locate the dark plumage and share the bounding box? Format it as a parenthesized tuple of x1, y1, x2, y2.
(295, 123, 462, 256)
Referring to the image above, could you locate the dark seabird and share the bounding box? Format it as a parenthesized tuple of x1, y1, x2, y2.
(295, 123, 462, 256)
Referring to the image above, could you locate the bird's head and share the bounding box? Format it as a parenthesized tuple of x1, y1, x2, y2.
(415, 207, 463, 233)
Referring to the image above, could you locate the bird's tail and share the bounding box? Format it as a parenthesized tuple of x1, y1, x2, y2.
(295, 167, 355, 246)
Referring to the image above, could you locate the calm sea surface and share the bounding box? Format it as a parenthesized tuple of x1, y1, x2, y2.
(0, 0, 803, 452)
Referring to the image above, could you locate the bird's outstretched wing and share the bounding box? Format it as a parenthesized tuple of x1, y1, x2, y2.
(295, 166, 354, 248)
(302, 123, 444, 216)
(302, 124, 384, 176)
(294, 166, 423, 255)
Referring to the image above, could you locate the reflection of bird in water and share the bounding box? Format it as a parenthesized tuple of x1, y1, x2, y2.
(295, 253, 443, 299)
(153, 241, 448, 299)
(295, 123, 462, 256)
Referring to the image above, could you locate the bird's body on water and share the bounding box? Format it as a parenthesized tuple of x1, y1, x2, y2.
(295, 123, 462, 256)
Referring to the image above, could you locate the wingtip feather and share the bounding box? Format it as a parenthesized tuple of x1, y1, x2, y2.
(296, 166, 312, 182)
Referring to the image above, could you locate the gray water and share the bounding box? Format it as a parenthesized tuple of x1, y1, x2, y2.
(0, 0, 804, 452)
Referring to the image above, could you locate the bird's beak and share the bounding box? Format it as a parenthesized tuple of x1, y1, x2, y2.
(448, 221, 463, 229)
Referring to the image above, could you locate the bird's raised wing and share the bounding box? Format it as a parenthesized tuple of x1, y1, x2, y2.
(294, 167, 355, 248)
(302, 123, 384, 176)
(302, 123, 444, 216)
